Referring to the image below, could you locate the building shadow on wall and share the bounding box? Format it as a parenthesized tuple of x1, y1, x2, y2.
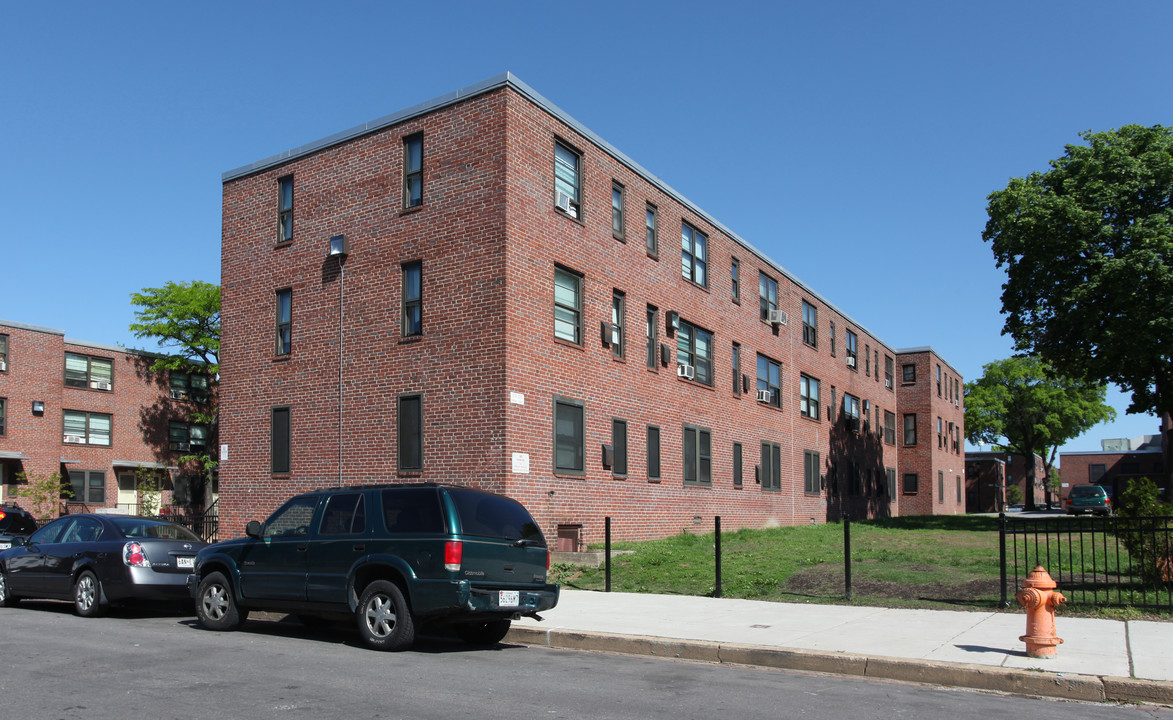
(825, 415, 892, 522)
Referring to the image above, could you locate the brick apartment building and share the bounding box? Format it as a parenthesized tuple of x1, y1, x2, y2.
(0, 319, 214, 515)
(217, 73, 964, 545)
(1060, 432, 1166, 502)
(964, 451, 1046, 512)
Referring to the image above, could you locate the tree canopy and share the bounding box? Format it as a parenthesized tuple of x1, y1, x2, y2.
(129, 280, 220, 374)
(983, 124, 1172, 487)
(965, 356, 1115, 508)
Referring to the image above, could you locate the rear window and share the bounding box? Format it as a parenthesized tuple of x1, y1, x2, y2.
(110, 517, 203, 541)
(382, 488, 445, 534)
(1070, 486, 1106, 498)
(0, 511, 35, 534)
(448, 488, 545, 546)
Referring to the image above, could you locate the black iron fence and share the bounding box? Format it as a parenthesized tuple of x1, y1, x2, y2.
(159, 500, 219, 543)
(1000, 513, 1173, 611)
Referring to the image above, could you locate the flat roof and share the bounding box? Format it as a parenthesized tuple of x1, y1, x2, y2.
(222, 73, 920, 358)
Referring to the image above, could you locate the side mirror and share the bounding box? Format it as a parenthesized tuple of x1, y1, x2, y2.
(245, 520, 263, 539)
(13, 536, 29, 547)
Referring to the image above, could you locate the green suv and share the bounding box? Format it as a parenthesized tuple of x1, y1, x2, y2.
(188, 484, 557, 651)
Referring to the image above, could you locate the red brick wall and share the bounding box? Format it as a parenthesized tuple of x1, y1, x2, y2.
(894, 350, 965, 516)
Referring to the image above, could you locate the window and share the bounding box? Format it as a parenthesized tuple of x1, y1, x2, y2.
(63, 410, 111, 446)
(865, 344, 870, 376)
(1089, 464, 1106, 483)
(646, 425, 661, 480)
(170, 373, 210, 403)
(903, 413, 917, 445)
(937, 417, 944, 447)
(886, 468, 896, 497)
(884, 411, 896, 445)
(69, 470, 106, 504)
(554, 141, 581, 218)
(403, 133, 423, 208)
(320, 493, 367, 535)
(676, 320, 713, 386)
(262, 496, 317, 539)
(903, 364, 916, 383)
(553, 266, 582, 344)
(611, 182, 625, 240)
(402, 262, 422, 337)
(278, 175, 293, 243)
(802, 301, 817, 347)
(398, 394, 422, 471)
(829, 320, 836, 356)
(612, 419, 627, 476)
(874, 350, 880, 383)
(731, 258, 740, 303)
(756, 354, 782, 408)
(732, 343, 742, 395)
(0, 397, 5, 435)
(842, 394, 860, 432)
(938, 471, 945, 503)
(65, 353, 113, 390)
(885, 355, 894, 389)
(804, 450, 820, 495)
(800, 374, 820, 419)
(645, 203, 658, 257)
(761, 441, 781, 491)
(733, 442, 743, 487)
(937, 364, 942, 396)
(0, 334, 7, 370)
(759, 273, 778, 321)
(646, 305, 658, 369)
(553, 398, 584, 474)
(829, 386, 836, 424)
(957, 475, 963, 503)
(382, 488, 444, 534)
(168, 422, 208, 452)
(680, 222, 708, 287)
(271, 407, 291, 474)
(276, 289, 292, 355)
(611, 290, 625, 359)
(845, 330, 858, 369)
(903, 473, 919, 494)
(682, 425, 712, 486)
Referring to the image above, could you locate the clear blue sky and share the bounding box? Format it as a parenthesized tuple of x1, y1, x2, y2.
(3, 1, 1170, 455)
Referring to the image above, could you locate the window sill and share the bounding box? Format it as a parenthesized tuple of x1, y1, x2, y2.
(612, 474, 627, 481)
(647, 477, 661, 484)
(274, 241, 293, 249)
(613, 233, 626, 243)
(399, 336, 423, 346)
(399, 204, 425, 217)
(554, 207, 585, 227)
(553, 337, 585, 352)
(553, 470, 586, 479)
(681, 278, 710, 293)
(799, 413, 821, 423)
(678, 377, 715, 391)
(272, 355, 291, 363)
(396, 470, 423, 477)
(646, 251, 659, 262)
(271, 474, 291, 479)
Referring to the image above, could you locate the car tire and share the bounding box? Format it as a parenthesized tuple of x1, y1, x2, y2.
(456, 619, 511, 645)
(73, 570, 105, 618)
(196, 571, 248, 631)
(356, 580, 415, 651)
(0, 569, 19, 607)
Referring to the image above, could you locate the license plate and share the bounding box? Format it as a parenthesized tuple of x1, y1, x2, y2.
(177, 556, 195, 569)
(498, 590, 519, 608)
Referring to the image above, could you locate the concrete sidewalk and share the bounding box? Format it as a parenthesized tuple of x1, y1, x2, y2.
(509, 590, 1173, 706)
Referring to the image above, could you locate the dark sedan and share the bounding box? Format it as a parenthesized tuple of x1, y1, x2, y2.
(0, 514, 207, 616)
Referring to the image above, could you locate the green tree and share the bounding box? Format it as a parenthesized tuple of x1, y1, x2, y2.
(983, 125, 1173, 496)
(130, 281, 220, 511)
(12, 471, 74, 521)
(965, 356, 1115, 510)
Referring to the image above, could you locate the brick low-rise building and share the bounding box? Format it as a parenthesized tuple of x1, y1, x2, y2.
(0, 319, 213, 516)
(218, 73, 963, 544)
(1060, 432, 1166, 503)
(964, 451, 1046, 512)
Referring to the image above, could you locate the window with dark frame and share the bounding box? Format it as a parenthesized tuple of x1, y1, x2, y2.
(647, 425, 661, 480)
(903, 472, 919, 494)
(168, 421, 208, 452)
(0, 398, 6, 436)
(645, 203, 658, 256)
(845, 329, 858, 369)
(886, 468, 896, 497)
(0, 334, 8, 370)
(759, 272, 778, 321)
(676, 320, 713, 386)
(271, 406, 291, 474)
(553, 266, 582, 345)
(756, 354, 782, 408)
(403, 133, 423, 209)
(937, 364, 942, 396)
(842, 394, 860, 432)
(402, 262, 422, 337)
(903, 363, 916, 383)
(732, 343, 742, 395)
(278, 175, 293, 243)
(731, 257, 740, 303)
(63, 410, 111, 446)
(956, 475, 963, 504)
(553, 398, 584, 474)
(885, 355, 894, 389)
(904, 413, 917, 445)
(884, 411, 896, 445)
(65, 353, 113, 390)
(398, 394, 423, 471)
(938, 471, 945, 503)
(1089, 464, 1106, 483)
(800, 374, 820, 419)
(761, 441, 781, 491)
(276, 289, 292, 355)
(681, 222, 708, 287)
(802, 301, 817, 347)
(682, 424, 712, 486)
(611, 182, 625, 240)
(865, 343, 870, 376)
(611, 290, 625, 359)
(554, 141, 581, 218)
(612, 419, 628, 476)
(733, 442, 743, 487)
(69, 470, 106, 505)
(646, 305, 658, 369)
(829, 320, 836, 356)
(169, 373, 210, 403)
(804, 450, 820, 494)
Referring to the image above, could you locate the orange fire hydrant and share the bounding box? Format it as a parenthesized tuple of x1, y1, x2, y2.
(1016, 565, 1066, 658)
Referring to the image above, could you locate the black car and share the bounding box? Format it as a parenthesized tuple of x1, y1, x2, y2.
(190, 483, 559, 651)
(0, 504, 38, 550)
(0, 514, 208, 616)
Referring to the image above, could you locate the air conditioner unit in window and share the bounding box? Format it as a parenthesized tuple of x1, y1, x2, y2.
(555, 191, 572, 214)
(92, 381, 111, 391)
(846, 356, 856, 368)
(64, 435, 86, 444)
(172, 442, 190, 451)
(677, 364, 695, 380)
(0, 360, 6, 371)
(756, 389, 771, 403)
(170, 389, 188, 400)
(885, 378, 893, 389)
(600, 321, 613, 348)
(767, 309, 788, 326)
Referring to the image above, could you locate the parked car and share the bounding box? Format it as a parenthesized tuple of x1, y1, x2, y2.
(0, 504, 38, 550)
(0, 514, 208, 616)
(189, 483, 559, 651)
(1065, 485, 1112, 516)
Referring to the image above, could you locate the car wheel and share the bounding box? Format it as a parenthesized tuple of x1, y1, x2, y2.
(73, 570, 105, 618)
(196, 571, 248, 631)
(456, 619, 511, 645)
(356, 580, 415, 651)
(0, 569, 19, 607)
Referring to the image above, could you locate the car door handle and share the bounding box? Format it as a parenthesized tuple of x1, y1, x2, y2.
(297, 544, 309, 552)
(353, 544, 365, 553)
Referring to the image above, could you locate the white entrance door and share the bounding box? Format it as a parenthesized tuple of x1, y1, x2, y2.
(117, 473, 138, 513)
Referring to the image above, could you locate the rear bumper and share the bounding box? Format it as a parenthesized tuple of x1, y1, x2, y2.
(411, 579, 559, 619)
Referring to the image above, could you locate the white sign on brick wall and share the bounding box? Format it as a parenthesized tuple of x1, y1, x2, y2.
(511, 452, 530, 474)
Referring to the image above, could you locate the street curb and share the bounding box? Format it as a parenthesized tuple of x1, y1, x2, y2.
(506, 626, 1173, 707)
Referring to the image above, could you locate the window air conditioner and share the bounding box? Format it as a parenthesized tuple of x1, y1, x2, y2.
(846, 356, 856, 368)
(767, 309, 788, 326)
(600, 321, 613, 348)
(172, 442, 190, 451)
(93, 381, 112, 391)
(756, 389, 771, 403)
(677, 364, 695, 380)
(64, 435, 86, 444)
(0, 360, 6, 371)
(555, 191, 572, 213)
(170, 389, 187, 400)
(885, 378, 893, 389)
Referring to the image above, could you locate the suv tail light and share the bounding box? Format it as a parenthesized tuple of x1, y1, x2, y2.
(0, 510, 6, 523)
(444, 540, 463, 572)
(124, 542, 151, 568)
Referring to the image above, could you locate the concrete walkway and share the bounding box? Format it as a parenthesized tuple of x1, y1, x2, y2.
(509, 590, 1173, 706)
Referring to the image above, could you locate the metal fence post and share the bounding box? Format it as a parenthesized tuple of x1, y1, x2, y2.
(714, 516, 722, 598)
(999, 512, 1008, 607)
(844, 513, 852, 601)
(605, 516, 612, 593)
